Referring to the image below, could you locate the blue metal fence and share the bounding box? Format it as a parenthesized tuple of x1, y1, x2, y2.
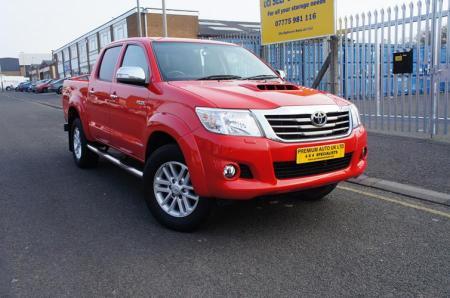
(206, 0, 450, 139)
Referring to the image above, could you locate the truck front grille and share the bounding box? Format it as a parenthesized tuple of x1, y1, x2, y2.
(265, 111, 351, 141)
(273, 153, 353, 179)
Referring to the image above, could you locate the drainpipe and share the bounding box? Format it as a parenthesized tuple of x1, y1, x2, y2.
(144, 8, 148, 37)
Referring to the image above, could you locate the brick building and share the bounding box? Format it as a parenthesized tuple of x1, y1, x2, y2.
(52, 6, 260, 79)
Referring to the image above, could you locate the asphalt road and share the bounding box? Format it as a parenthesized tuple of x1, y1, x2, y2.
(1, 91, 449, 297)
(365, 133, 450, 194)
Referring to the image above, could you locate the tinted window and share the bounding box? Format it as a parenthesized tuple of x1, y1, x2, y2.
(121, 45, 150, 79)
(99, 46, 121, 82)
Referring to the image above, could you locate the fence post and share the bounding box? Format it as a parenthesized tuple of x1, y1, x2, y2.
(329, 36, 339, 95)
(430, 0, 438, 137)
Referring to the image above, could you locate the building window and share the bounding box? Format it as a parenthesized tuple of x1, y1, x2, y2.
(70, 44, 79, 75)
(113, 21, 127, 41)
(79, 41, 89, 74)
(88, 35, 98, 53)
(63, 48, 70, 62)
(89, 54, 98, 73)
(56, 51, 64, 78)
(79, 41, 88, 63)
(63, 48, 71, 76)
(88, 34, 99, 72)
(99, 28, 111, 48)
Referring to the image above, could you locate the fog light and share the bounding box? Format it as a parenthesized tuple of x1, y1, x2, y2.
(223, 165, 237, 179)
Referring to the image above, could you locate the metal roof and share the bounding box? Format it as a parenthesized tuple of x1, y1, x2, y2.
(198, 19, 261, 37)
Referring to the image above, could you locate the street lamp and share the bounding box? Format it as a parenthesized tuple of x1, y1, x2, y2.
(137, 0, 142, 37)
(136, 0, 167, 38)
(162, 0, 168, 37)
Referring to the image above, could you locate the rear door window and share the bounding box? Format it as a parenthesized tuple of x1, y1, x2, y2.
(98, 46, 122, 82)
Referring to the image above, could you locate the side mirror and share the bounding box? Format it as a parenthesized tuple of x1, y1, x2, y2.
(276, 69, 287, 80)
(116, 66, 147, 86)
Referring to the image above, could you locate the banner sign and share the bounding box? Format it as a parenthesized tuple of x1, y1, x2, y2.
(260, 0, 335, 45)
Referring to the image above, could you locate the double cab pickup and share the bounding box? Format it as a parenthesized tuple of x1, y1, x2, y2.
(63, 38, 367, 231)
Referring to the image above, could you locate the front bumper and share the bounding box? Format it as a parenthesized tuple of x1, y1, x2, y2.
(186, 126, 367, 200)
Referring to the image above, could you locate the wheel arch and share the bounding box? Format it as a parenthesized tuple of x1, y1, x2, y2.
(144, 113, 209, 196)
(67, 106, 80, 152)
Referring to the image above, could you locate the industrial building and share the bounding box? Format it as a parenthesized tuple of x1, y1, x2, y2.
(53, 6, 260, 79)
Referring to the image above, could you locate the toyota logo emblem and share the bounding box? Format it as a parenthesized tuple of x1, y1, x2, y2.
(311, 111, 327, 127)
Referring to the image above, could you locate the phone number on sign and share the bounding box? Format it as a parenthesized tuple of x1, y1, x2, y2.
(274, 13, 317, 27)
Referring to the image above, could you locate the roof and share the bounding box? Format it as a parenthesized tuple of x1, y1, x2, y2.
(0, 58, 20, 72)
(198, 19, 261, 37)
(18, 53, 53, 66)
(108, 37, 235, 46)
(40, 60, 54, 66)
(53, 7, 200, 53)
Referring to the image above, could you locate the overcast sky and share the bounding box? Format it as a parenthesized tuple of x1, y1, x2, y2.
(0, 0, 411, 57)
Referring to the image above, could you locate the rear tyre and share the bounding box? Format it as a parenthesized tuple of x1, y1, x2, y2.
(143, 144, 213, 232)
(57, 86, 63, 94)
(290, 183, 337, 201)
(71, 118, 99, 168)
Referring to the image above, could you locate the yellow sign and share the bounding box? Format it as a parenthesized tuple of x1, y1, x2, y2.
(296, 143, 345, 164)
(260, 0, 335, 45)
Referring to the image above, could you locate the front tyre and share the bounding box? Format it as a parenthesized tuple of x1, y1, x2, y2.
(71, 118, 99, 168)
(143, 144, 212, 232)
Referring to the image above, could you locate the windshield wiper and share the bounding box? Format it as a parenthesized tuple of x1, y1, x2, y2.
(197, 75, 242, 81)
(243, 74, 280, 80)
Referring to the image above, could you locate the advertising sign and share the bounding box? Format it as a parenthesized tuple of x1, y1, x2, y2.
(260, 0, 335, 45)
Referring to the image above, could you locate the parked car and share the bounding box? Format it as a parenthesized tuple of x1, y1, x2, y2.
(35, 79, 54, 93)
(15, 82, 25, 91)
(1, 76, 29, 91)
(26, 82, 35, 92)
(48, 78, 66, 94)
(17, 82, 32, 92)
(62, 38, 367, 231)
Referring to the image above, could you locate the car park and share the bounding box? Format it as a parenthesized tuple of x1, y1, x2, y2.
(63, 38, 367, 231)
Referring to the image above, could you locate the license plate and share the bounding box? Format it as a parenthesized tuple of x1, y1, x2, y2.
(296, 143, 346, 164)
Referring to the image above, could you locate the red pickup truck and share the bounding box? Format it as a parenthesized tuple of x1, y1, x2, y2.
(63, 37, 367, 231)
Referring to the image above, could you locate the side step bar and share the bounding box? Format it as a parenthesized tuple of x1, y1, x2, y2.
(87, 145, 143, 178)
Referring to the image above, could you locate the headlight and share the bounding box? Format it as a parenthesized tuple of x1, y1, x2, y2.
(195, 107, 262, 137)
(349, 104, 361, 128)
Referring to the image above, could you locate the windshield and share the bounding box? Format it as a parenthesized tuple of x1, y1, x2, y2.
(152, 42, 277, 81)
